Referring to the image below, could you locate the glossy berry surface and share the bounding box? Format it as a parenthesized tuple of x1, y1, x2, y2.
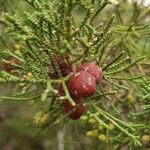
(64, 99, 86, 120)
(4, 58, 19, 73)
(67, 71, 96, 98)
(48, 53, 71, 79)
(77, 63, 103, 84)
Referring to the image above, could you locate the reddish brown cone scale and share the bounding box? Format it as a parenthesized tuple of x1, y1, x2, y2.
(64, 99, 86, 120)
(67, 71, 96, 98)
(48, 53, 71, 79)
(4, 58, 19, 73)
(77, 63, 103, 84)
(55, 84, 64, 96)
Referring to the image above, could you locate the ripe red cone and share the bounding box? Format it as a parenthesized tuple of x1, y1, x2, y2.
(77, 62, 103, 84)
(67, 71, 96, 98)
(64, 99, 86, 120)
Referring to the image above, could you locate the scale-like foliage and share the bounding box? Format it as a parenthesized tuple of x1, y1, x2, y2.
(0, 0, 150, 149)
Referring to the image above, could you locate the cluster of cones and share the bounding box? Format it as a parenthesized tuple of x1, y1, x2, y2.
(4, 53, 103, 120)
(48, 54, 103, 120)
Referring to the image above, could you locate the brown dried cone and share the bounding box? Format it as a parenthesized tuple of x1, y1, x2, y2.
(3, 58, 20, 73)
(48, 53, 72, 79)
